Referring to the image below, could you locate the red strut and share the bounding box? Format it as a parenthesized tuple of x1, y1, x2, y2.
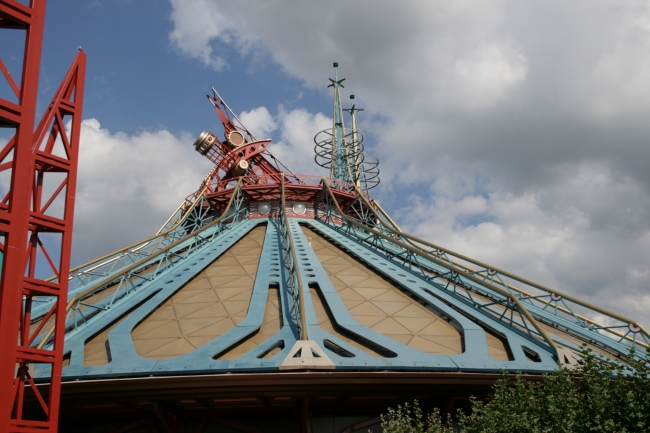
(0, 1, 87, 431)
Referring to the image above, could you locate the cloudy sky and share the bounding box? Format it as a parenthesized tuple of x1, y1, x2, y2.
(2, 0, 650, 325)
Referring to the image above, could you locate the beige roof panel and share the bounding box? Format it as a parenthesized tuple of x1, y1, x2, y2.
(302, 226, 463, 356)
(130, 225, 266, 359)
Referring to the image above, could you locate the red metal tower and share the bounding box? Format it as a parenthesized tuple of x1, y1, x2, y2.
(0, 1, 86, 431)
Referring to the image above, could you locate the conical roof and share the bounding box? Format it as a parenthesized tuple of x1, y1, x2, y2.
(27, 71, 649, 432)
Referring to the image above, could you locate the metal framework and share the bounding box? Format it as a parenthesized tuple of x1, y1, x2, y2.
(314, 63, 380, 193)
(344, 101, 379, 191)
(364, 198, 650, 353)
(314, 179, 650, 360)
(33, 180, 248, 351)
(195, 88, 304, 191)
(279, 174, 307, 340)
(0, 1, 86, 431)
(4, 55, 647, 431)
(32, 191, 218, 318)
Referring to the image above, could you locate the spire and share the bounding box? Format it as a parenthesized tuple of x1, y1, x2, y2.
(327, 62, 351, 183)
(314, 63, 380, 191)
(344, 94, 380, 192)
(345, 95, 363, 188)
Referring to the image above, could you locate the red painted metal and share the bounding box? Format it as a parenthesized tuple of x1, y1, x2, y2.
(0, 1, 86, 431)
(216, 139, 271, 178)
(202, 95, 287, 187)
(178, 171, 372, 226)
(185, 94, 332, 215)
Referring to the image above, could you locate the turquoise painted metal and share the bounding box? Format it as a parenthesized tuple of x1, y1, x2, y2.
(33, 215, 557, 380)
(314, 64, 380, 193)
(30, 192, 648, 379)
(328, 64, 351, 185)
(28, 68, 649, 387)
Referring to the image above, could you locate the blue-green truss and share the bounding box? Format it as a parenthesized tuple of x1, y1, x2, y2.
(31, 183, 249, 350)
(29, 181, 648, 382)
(315, 180, 650, 362)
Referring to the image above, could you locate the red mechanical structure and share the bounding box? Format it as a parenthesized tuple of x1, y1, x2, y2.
(0, 1, 86, 431)
(199, 91, 283, 185)
(183, 91, 369, 218)
(187, 90, 302, 207)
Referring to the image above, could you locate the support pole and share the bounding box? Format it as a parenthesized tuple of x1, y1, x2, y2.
(0, 1, 87, 430)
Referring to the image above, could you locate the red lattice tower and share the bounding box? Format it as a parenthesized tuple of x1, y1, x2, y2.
(0, 1, 86, 431)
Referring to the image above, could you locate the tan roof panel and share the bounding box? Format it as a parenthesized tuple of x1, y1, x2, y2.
(218, 286, 283, 360)
(303, 227, 463, 356)
(130, 225, 266, 360)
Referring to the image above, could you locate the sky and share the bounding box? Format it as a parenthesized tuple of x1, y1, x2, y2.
(2, 0, 650, 326)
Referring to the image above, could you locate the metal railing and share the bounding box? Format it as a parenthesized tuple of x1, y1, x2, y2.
(195, 173, 370, 198)
(322, 181, 649, 356)
(365, 194, 650, 352)
(35, 180, 248, 349)
(317, 179, 563, 357)
(279, 174, 308, 340)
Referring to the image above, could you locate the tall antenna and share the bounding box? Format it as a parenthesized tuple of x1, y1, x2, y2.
(345, 95, 380, 191)
(329, 63, 351, 183)
(314, 63, 380, 191)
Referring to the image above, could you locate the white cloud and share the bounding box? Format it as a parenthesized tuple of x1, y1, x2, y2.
(453, 40, 528, 111)
(272, 107, 330, 176)
(73, 119, 212, 263)
(584, 4, 650, 119)
(168, 0, 244, 70)
(168, 0, 650, 183)
(238, 106, 276, 139)
(162, 0, 650, 326)
(168, 0, 528, 114)
(246, 106, 331, 176)
(398, 163, 650, 325)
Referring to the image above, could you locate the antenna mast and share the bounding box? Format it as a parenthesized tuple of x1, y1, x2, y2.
(314, 63, 380, 192)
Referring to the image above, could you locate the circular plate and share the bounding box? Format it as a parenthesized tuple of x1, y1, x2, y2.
(293, 202, 307, 215)
(258, 202, 271, 215)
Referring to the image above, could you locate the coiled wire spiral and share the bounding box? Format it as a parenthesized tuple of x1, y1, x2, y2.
(314, 127, 380, 190)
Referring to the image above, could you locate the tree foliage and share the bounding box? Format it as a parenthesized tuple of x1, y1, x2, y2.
(380, 349, 650, 433)
(379, 401, 454, 433)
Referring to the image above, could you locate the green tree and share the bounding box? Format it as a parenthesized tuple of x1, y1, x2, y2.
(380, 349, 650, 433)
(379, 400, 454, 433)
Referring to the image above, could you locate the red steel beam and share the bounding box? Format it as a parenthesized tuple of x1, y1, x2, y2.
(0, 1, 87, 431)
(0, 1, 47, 430)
